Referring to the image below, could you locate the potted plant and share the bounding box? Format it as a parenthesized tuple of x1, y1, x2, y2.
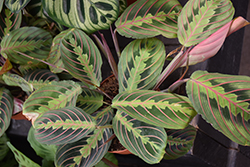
(0, 0, 249, 166)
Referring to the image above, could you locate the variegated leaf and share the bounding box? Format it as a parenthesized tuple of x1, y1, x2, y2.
(3, 73, 33, 92)
(119, 0, 127, 14)
(186, 71, 250, 146)
(7, 142, 40, 167)
(177, 0, 234, 47)
(28, 126, 57, 162)
(115, 0, 182, 39)
(164, 125, 196, 159)
(94, 106, 114, 126)
(118, 38, 165, 92)
(113, 110, 167, 164)
(47, 30, 70, 73)
(76, 87, 103, 114)
(23, 80, 82, 122)
(60, 28, 102, 88)
(1, 27, 52, 65)
(5, 0, 31, 13)
(0, 0, 3, 13)
(42, 0, 119, 34)
(0, 133, 9, 161)
(0, 87, 13, 137)
(55, 128, 113, 167)
(23, 69, 59, 90)
(34, 106, 96, 145)
(0, 7, 22, 41)
(112, 90, 197, 129)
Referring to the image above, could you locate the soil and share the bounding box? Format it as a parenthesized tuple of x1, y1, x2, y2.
(99, 75, 127, 152)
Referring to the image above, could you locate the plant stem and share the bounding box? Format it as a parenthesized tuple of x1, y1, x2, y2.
(101, 157, 118, 167)
(111, 26, 121, 57)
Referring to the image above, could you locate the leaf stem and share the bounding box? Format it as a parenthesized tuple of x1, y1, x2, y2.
(111, 26, 121, 57)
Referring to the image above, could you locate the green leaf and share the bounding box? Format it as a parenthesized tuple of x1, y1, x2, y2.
(115, 0, 182, 39)
(186, 71, 250, 146)
(47, 30, 70, 73)
(113, 110, 167, 164)
(5, 0, 31, 13)
(55, 128, 113, 167)
(28, 126, 57, 161)
(34, 106, 97, 145)
(0, 87, 13, 137)
(60, 28, 102, 88)
(164, 125, 196, 160)
(42, 0, 120, 34)
(94, 106, 114, 126)
(1, 27, 52, 65)
(0, 0, 3, 13)
(0, 8, 22, 41)
(119, 0, 127, 15)
(23, 69, 59, 91)
(112, 89, 197, 129)
(76, 87, 103, 114)
(118, 38, 165, 92)
(3, 73, 33, 92)
(0, 133, 9, 161)
(7, 142, 40, 167)
(177, 0, 235, 47)
(23, 80, 82, 122)
(18, 62, 48, 76)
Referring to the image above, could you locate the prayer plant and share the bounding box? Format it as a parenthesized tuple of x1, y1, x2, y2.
(0, 0, 249, 166)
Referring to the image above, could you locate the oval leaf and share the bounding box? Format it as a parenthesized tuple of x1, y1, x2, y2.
(7, 142, 40, 167)
(164, 125, 196, 159)
(27, 126, 57, 162)
(186, 71, 250, 146)
(112, 90, 197, 129)
(94, 106, 114, 126)
(55, 128, 113, 167)
(76, 87, 103, 114)
(3, 73, 33, 92)
(47, 30, 71, 73)
(60, 28, 102, 88)
(5, 0, 31, 13)
(42, 0, 119, 34)
(113, 110, 167, 164)
(177, 0, 234, 47)
(23, 69, 59, 90)
(0, 8, 22, 41)
(115, 0, 182, 39)
(34, 106, 96, 145)
(118, 38, 165, 92)
(179, 17, 249, 67)
(0, 133, 9, 161)
(0, 87, 13, 137)
(1, 26, 52, 64)
(23, 80, 82, 122)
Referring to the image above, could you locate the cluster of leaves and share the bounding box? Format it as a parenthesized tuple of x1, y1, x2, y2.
(0, 0, 249, 167)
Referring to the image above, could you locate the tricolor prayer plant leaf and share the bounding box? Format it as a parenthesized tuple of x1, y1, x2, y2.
(118, 37, 165, 92)
(42, 0, 120, 34)
(112, 89, 197, 129)
(164, 125, 196, 160)
(76, 87, 103, 114)
(23, 80, 82, 122)
(186, 71, 250, 146)
(115, 0, 182, 39)
(0, 133, 9, 161)
(5, 0, 31, 13)
(23, 69, 59, 91)
(177, 0, 235, 47)
(1, 27, 52, 65)
(60, 28, 102, 88)
(33, 106, 97, 145)
(55, 128, 113, 167)
(0, 87, 13, 137)
(179, 16, 249, 67)
(113, 110, 167, 164)
(0, 7, 22, 41)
